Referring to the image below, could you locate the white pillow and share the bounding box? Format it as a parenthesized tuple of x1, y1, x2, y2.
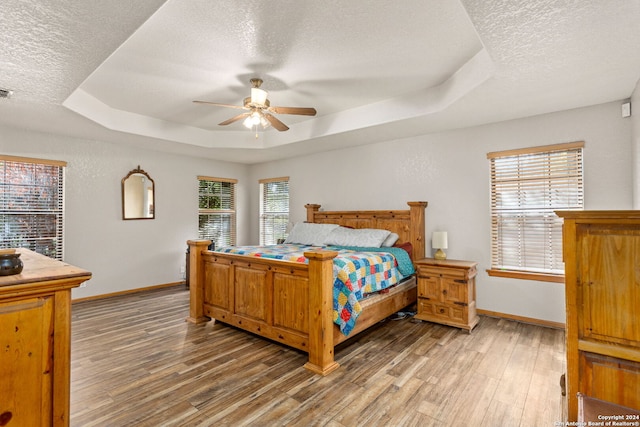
(284, 222, 339, 246)
(323, 227, 391, 248)
(381, 232, 399, 247)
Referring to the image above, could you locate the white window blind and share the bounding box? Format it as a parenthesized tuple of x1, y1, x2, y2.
(487, 142, 584, 276)
(0, 155, 66, 260)
(198, 176, 236, 248)
(259, 177, 289, 245)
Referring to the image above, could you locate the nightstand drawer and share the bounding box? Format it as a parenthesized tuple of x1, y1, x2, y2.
(417, 299, 437, 317)
(417, 300, 465, 322)
(417, 265, 468, 280)
(447, 304, 465, 322)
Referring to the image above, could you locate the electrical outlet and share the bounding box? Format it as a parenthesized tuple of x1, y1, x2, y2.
(80, 283, 87, 288)
(180, 266, 185, 274)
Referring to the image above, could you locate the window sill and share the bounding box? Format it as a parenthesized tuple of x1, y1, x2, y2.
(487, 269, 565, 283)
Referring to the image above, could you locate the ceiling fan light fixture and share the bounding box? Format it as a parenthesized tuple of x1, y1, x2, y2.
(243, 116, 254, 129)
(243, 111, 263, 129)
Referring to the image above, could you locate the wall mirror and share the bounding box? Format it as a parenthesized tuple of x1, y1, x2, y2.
(122, 166, 155, 220)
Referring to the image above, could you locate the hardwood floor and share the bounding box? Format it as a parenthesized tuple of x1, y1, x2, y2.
(70, 285, 566, 426)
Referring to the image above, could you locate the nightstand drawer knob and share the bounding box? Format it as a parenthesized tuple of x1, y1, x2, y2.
(442, 289, 447, 295)
(439, 308, 446, 314)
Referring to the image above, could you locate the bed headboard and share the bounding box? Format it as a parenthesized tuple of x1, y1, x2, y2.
(305, 201, 428, 260)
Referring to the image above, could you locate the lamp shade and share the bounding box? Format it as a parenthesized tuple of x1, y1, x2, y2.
(251, 87, 268, 105)
(432, 231, 448, 249)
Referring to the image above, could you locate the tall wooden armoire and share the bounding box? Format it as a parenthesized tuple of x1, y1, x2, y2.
(556, 211, 640, 421)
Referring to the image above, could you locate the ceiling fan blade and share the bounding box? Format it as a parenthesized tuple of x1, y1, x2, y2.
(264, 113, 289, 131)
(193, 100, 248, 110)
(219, 112, 251, 126)
(268, 106, 317, 116)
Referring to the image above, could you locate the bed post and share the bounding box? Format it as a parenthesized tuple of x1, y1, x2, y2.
(305, 203, 321, 222)
(186, 240, 212, 324)
(303, 249, 340, 376)
(408, 201, 428, 261)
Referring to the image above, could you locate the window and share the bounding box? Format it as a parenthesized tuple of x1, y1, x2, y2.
(259, 177, 289, 245)
(198, 176, 236, 248)
(0, 155, 66, 260)
(487, 141, 584, 282)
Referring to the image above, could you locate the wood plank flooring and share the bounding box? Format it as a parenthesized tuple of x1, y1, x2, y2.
(70, 285, 566, 426)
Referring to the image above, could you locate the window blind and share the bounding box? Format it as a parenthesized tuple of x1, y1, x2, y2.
(198, 176, 236, 248)
(0, 155, 66, 260)
(487, 142, 584, 275)
(259, 177, 289, 245)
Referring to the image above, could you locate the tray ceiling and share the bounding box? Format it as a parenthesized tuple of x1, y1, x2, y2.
(1, 0, 639, 163)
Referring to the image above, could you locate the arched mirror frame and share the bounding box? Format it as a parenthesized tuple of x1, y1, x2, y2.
(122, 166, 155, 220)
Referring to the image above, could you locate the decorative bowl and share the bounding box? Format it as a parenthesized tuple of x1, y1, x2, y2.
(0, 252, 23, 276)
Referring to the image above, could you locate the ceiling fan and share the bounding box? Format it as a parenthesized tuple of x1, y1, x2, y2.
(193, 78, 317, 132)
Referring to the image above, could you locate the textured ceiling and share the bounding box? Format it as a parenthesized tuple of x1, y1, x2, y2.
(1, 0, 639, 164)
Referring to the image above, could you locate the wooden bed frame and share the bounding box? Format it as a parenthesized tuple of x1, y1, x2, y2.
(187, 201, 427, 375)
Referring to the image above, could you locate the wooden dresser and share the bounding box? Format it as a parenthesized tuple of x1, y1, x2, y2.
(556, 211, 640, 421)
(414, 258, 479, 331)
(0, 249, 91, 427)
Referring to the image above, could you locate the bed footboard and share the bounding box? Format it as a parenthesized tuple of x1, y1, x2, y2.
(186, 240, 341, 375)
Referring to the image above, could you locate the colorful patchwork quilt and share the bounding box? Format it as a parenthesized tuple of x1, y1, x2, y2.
(215, 244, 409, 335)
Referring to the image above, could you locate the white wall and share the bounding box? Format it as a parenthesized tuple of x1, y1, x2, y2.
(0, 127, 250, 299)
(248, 101, 633, 324)
(0, 100, 632, 322)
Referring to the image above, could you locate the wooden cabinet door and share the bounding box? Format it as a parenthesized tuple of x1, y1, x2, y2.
(0, 295, 54, 426)
(417, 275, 440, 301)
(580, 228, 640, 346)
(441, 277, 468, 306)
(576, 225, 640, 409)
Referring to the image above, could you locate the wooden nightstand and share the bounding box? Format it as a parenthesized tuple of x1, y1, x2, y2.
(414, 258, 479, 332)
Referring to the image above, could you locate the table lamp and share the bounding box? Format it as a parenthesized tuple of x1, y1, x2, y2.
(432, 231, 448, 260)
